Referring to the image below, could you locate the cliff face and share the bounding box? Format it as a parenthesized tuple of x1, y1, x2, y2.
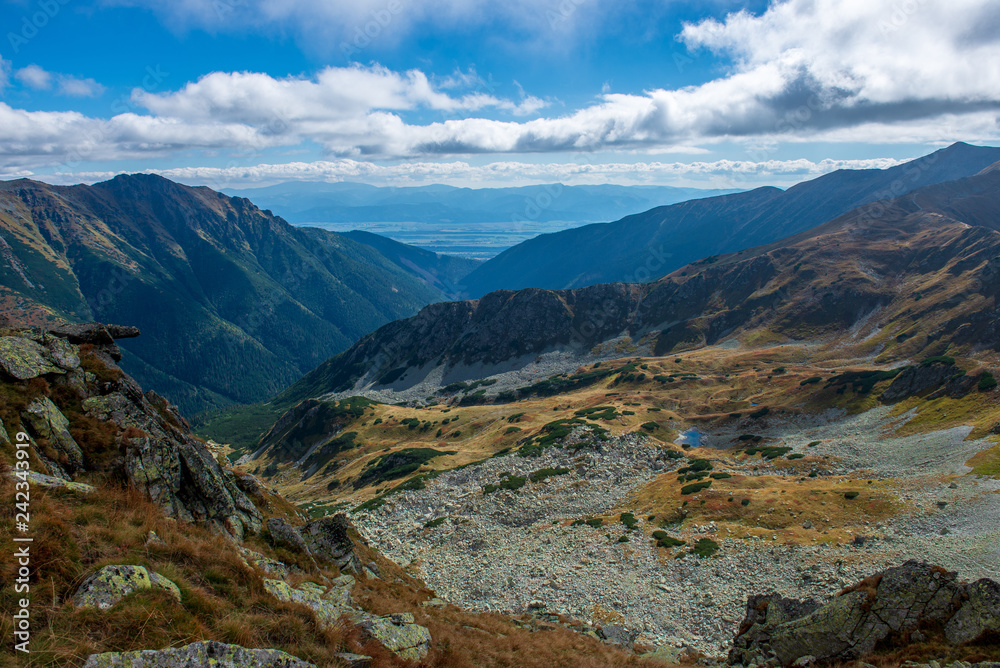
(0, 322, 260, 538)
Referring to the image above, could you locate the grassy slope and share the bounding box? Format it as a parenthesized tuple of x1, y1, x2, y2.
(244, 343, 1000, 546)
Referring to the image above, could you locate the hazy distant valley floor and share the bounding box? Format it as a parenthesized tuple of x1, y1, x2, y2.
(350, 407, 1000, 655)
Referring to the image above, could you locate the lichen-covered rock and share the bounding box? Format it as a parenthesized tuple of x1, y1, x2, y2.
(0, 336, 64, 379)
(263, 575, 354, 626)
(945, 578, 1000, 644)
(73, 565, 181, 610)
(240, 547, 290, 578)
(730, 562, 997, 666)
(7, 470, 94, 493)
(81, 640, 314, 667)
(299, 514, 363, 573)
(23, 396, 85, 472)
(356, 612, 432, 661)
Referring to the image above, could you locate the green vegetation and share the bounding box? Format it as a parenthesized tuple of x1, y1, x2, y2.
(691, 538, 720, 558)
(529, 467, 571, 483)
(353, 447, 456, 489)
(640, 421, 660, 431)
(709, 472, 732, 479)
(620, 512, 639, 530)
(424, 517, 447, 529)
(749, 407, 770, 419)
(574, 406, 619, 420)
(193, 402, 285, 454)
(517, 419, 608, 457)
(787, 453, 805, 460)
(980, 371, 998, 391)
(921, 355, 956, 367)
(505, 426, 523, 434)
(483, 472, 528, 494)
(744, 445, 792, 460)
(844, 491, 860, 500)
(680, 481, 712, 495)
(651, 531, 685, 548)
(799, 376, 822, 386)
(678, 459, 713, 473)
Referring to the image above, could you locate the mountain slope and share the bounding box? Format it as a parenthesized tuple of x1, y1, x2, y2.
(0, 174, 445, 414)
(277, 169, 1000, 405)
(460, 142, 1000, 296)
(341, 230, 481, 299)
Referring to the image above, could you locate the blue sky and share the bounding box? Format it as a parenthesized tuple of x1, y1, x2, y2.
(1, 0, 998, 189)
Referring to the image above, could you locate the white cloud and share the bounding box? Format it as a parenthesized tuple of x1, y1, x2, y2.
(13, 65, 106, 97)
(44, 156, 906, 189)
(1, 1, 999, 174)
(15, 65, 51, 90)
(57, 76, 106, 98)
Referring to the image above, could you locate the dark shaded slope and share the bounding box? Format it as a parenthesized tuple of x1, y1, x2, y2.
(0, 174, 443, 413)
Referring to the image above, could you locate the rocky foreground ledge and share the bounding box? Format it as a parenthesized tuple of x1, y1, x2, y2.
(730, 561, 1000, 667)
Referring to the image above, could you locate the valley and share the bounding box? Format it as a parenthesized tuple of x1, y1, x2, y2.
(235, 341, 1000, 658)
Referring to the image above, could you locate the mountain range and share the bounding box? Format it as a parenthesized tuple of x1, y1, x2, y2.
(277, 162, 1000, 406)
(0, 174, 453, 414)
(224, 181, 740, 226)
(459, 142, 1000, 296)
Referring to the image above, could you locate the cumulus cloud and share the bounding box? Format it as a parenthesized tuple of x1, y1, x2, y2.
(2, 0, 999, 174)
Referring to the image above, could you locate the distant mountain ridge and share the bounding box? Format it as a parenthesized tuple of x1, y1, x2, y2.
(0, 174, 446, 414)
(278, 168, 1000, 405)
(460, 142, 1000, 296)
(224, 182, 741, 226)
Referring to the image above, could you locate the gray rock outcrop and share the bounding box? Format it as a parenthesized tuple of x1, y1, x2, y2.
(81, 640, 314, 667)
(730, 561, 1000, 666)
(355, 612, 432, 662)
(73, 565, 181, 610)
(0, 325, 262, 539)
(880, 362, 963, 402)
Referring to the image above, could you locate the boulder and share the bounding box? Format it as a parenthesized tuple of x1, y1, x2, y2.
(0, 336, 64, 380)
(597, 623, 638, 647)
(123, 432, 263, 539)
(730, 562, 996, 666)
(81, 640, 314, 667)
(7, 470, 94, 494)
(72, 565, 181, 610)
(945, 578, 1000, 644)
(263, 576, 355, 626)
(355, 612, 432, 661)
(299, 514, 363, 573)
(23, 397, 85, 472)
(267, 517, 309, 553)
